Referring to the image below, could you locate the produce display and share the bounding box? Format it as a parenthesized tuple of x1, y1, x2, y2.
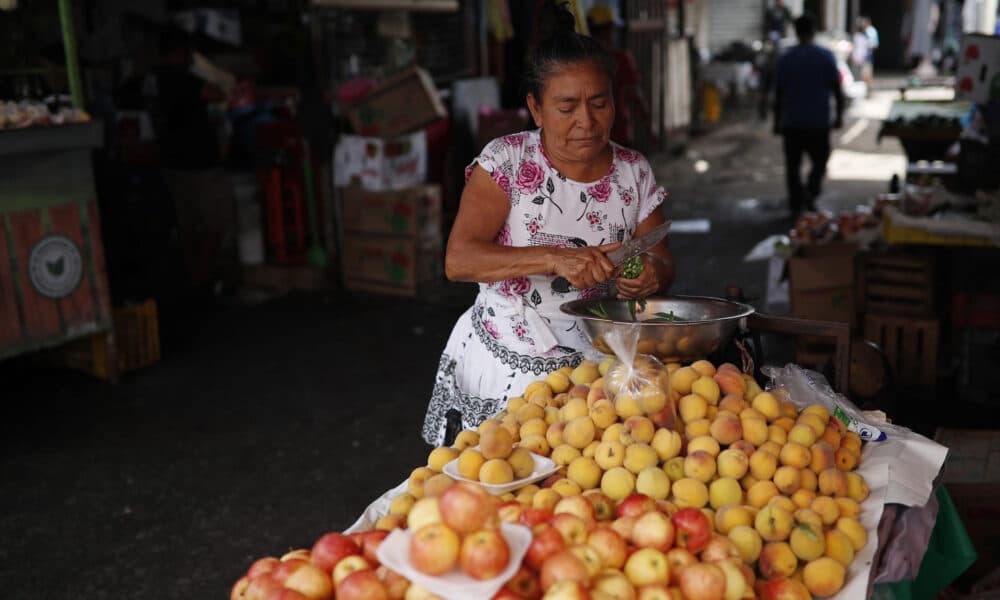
(232, 356, 871, 600)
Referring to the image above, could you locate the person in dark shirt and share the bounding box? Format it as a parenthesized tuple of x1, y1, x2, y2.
(764, 0, 793, 42)
(773, 14, 845, 214)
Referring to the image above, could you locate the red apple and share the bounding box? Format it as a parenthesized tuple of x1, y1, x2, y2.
(336, 569, 389, 600)
(540, 550, 590, 591)
(505, 565, 542, 599)
(376, 566, 410, 600)
(499, 501, 525, 524)
(244, 574, 282, 600)
(617, 493, 656, 518)
(678, 563, 726, 600)
(526, 525, 566, 571)
(550, 513, 590, 546)
(460, 529, 510, 580)
(271, 559, 308, 585)
(583, 491, 616, 521)
(632, 511, 675, 551)
(519, 507, 554, 530)
(610, 515, 637, 542)
(332, 556, 370, 588)
(757, 577, 811, 600)
(587, 527, 627, 569)
(671, 507, 712, 553)
(283, 563, 333, 600)
(624, 547, 670, 587)
(247, 557, 281, 579)
(665, 548, 698, 586)
(542, 580, 591, 600)
(231, 576, 250, 600)
(310, 533, 361, 573)
(554, 495, 597, 530)
(355, 530, 389, 567)
(440, 482, 495, 535)
(591, 569, 635, 599)
(636, 584, 673, 600)
(272, 590, 310, 600)
(281, 549, 311, 562)
(409, 523, 460, 576)
(699, 535, 742, 563)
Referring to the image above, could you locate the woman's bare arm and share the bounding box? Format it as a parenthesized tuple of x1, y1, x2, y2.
(445, 166, 620, 289)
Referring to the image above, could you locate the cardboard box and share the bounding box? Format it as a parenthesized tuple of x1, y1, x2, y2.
(788, 242, 858, 326)
(956, 33, 1000, 105)
(347, 67, 447, 138)
(340, 184, 440, 240)
(333, 131, 427, 192)
(342, 232, 442, 296)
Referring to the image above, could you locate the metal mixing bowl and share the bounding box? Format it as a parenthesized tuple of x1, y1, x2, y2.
(560, 295, 755, 363)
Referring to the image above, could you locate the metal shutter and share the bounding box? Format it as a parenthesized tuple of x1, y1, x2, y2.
(707, 0, 761, 53)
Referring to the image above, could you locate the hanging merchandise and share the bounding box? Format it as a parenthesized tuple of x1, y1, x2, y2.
(487, 0, 514, 42)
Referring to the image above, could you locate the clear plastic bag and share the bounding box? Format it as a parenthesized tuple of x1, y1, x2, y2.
(599, 324, 679, 429)
(762, 363, 887, 441)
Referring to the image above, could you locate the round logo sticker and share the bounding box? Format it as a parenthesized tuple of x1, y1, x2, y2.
(28, 235, 83, 299)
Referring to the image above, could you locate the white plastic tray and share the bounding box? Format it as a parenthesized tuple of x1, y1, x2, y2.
(376, 523, 532, 600)
(442, 452, 559, 495)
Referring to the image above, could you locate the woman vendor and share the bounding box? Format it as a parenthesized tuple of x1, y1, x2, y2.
(422, 1, 675, 446)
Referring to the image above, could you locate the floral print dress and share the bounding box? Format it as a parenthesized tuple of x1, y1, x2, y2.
(422, 129, 667, 445)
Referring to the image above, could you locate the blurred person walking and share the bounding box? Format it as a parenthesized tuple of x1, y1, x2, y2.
(764, 0, 793, 42)
(773, 14, 845, 214)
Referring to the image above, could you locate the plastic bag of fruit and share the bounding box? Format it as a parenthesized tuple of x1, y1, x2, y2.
(599, 324, 679, 430)
(763, 363, 887, 442)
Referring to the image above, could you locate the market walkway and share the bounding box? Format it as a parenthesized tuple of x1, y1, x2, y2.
(1, 87, 915, 599)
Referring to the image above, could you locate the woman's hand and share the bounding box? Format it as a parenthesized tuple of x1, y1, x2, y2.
(551, 242, 621, 290)
(615, 254, 661, 299)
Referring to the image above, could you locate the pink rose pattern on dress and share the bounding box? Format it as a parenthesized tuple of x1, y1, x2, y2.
(516, 161, 545, 194)
(500, 276, 532, 298)
(494, 223, 512, 246)
(616, 147, 641, 164)
(587, 178, 612, 203)
(482, 319, 500, 339)
(463, 134, 666, 349)
(503, 133, 526, 147)
(494, 171, 512, 196)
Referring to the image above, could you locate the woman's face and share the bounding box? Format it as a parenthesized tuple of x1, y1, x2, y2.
(527, 61, 614, 165)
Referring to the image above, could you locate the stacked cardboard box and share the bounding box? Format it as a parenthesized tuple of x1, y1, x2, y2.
(340, 184, 443, 296)
(788, 242, 859, 367)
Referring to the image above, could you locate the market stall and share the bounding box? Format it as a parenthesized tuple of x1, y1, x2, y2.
(228, 296, 962, 600)
(0, 120, 116, 377)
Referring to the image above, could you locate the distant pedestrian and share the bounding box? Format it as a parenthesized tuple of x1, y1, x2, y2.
(764, 0, 793, 42)
(773, 14, 845, 214)
(862, 16, 879, 89)
(851, 19, 871, 83)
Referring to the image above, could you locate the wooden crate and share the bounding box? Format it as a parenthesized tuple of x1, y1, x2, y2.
(47, 299, 160, 380)
(857, 252, 935, 316)
(863, 313, 939, 388)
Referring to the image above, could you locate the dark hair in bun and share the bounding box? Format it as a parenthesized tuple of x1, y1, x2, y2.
(524, 1, 616, 102)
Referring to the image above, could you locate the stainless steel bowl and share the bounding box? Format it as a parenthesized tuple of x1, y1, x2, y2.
(560, 295, 756, 363)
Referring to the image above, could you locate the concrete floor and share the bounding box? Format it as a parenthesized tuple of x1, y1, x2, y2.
(0, 88, 934, 598)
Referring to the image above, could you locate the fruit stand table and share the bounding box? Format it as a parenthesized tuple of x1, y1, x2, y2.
(878, 100, 972, 162)
(0, 121, 116, 378)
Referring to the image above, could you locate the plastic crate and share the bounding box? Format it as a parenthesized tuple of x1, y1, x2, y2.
(857, 251, 936, 316)
(863, 313, 939, 388)
(48, 299, 160, 380)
